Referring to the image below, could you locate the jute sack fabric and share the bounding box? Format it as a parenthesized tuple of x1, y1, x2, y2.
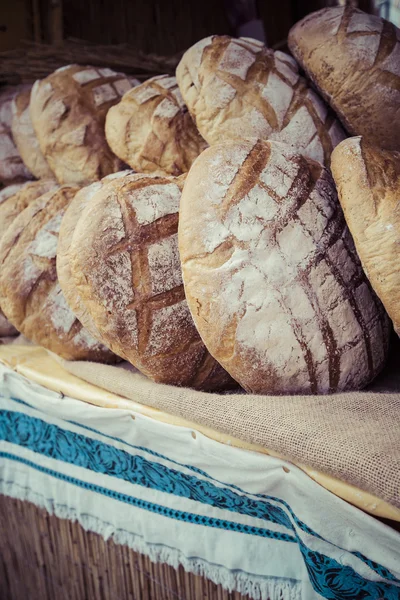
(58, 345, 400, 509)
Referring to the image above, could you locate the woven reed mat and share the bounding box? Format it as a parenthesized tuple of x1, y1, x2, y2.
(57, 339, 400, 511)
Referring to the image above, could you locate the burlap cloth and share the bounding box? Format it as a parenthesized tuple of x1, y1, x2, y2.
(54, 337, 400, 511)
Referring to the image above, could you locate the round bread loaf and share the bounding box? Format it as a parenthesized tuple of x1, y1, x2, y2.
(0, 182, 44, 337)
(0, 185, 117, 361)
(11, 89, 54, 179)
(29, 65, 139, 185)
(68, 171, 235, 390)
(57, 171, 132, 352)
(331, 137, 400, 335)
(288, 6, 400, 152)
(0, 85, 33, 186)
(105, 75, 207, 176)
(0, 179, 57, 241)
(176, 36, 346, 166)
(178, 139, 390, 394)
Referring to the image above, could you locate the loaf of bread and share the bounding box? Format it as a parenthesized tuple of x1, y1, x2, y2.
(288, 6, 400, 151)
(0, 179, 57, 241)
(11, 89, 54, 179)
(57, 171, 131, 351)
(0, 182, 48, 337)
(105, 75, 207, 176)
(178, 139, 390, 394)
(68, 171, 235, 390)
(30, 65, 139, 185)
(331, 137, 400, 334)
(176, 36, 346, 166)
(0, 85, 33, 186)
(0, 185, 117, 361)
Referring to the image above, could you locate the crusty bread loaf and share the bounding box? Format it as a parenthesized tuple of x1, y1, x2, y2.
(288, 6, 400, 151)
(178, 139, 390, 394)
(176, 36, 346, 166)
(0, 85, 33, 186)
(11, 89, 54, 179)
(331, 137, 400, 335)
(68, 171, 235, 390)
(0, 185, 117, 361)
(57, 171, 131, 352)
(0, 179, 57, 242)
(29, 65, 139, 185)
(0, 181, 44, 337)
(105, 75, 207, 176)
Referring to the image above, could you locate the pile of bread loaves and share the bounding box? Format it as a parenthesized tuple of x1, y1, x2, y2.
(0, 5, 399, 395)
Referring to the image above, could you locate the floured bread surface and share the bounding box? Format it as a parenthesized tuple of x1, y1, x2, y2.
(105, 75, 207, 176)
(178, 139, 390, 394)
(288, 6, 400, 151)
(57, 171, 132, 357)
(0, 85, 33, 186)
(29, 65, 140, 185)
(0, 180, 55, 337)
(68, 171, 235, 390)
(0, 179, 57, 241)
(331, 137, 400, 334)
(11, 89, 54, 179)
(176, 36, 346, 166)
(0, 185, 117, 361)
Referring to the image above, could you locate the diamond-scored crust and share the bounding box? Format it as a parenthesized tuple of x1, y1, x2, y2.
(57, 171, 133, 360)
(331, 136, 400, 334)
(29, 65, 139, 185)
(68, 171, 235, 390)
(11, 89, 54, 180)
(105, 75, 207, 176)
(0, 185, 117, 362)
(288, 6, 400, 151)
(176, 36, 346, 166)
(178, 139, 390, 395)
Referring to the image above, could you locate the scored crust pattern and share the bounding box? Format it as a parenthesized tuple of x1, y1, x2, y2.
(176, 36, 346, 166)
(0, 186, 116, 361)
(179, 140, 390, 394)
(11, 89, 54, 179)
(0, 85, 33, 186)
(69, 172, 234, 389)
(331, 137, 400, 335)
(105, 75, 207, 176)
(29, 65, 140, 185)
(0, 179, 57, 242)
(288, 6, 400, 151)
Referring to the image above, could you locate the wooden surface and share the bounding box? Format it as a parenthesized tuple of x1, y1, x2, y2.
(0, 494, 250, 600)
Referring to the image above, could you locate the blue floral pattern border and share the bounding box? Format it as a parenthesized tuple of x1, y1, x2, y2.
(0, 408, 399, 600)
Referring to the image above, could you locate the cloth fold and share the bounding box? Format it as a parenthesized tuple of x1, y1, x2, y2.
(58, 342, 400, 510)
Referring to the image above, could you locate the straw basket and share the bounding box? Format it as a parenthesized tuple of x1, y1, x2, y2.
(0, 494, 249, 600)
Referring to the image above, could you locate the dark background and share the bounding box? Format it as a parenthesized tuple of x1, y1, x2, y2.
(0, 0, 375, 55)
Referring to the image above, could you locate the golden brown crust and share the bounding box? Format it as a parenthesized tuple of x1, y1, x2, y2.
(178, 139, 390, 394)
(0, 179, 58, 243)
(176, 36, 346, 166)
(331, 136, 400, 334)
(29, 65, 138, 185)
(68, 171, 235, 390)
(11, 89, 54, 179)
(105, 75, 207, 176)
(0, 85, 33, 186)
(57, 172, 131, 362)
(0, 185, 117, 361)
(288, 6, 400, 151)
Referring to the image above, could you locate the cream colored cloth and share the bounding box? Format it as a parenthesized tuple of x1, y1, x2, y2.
(58, 341, 400, 510)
